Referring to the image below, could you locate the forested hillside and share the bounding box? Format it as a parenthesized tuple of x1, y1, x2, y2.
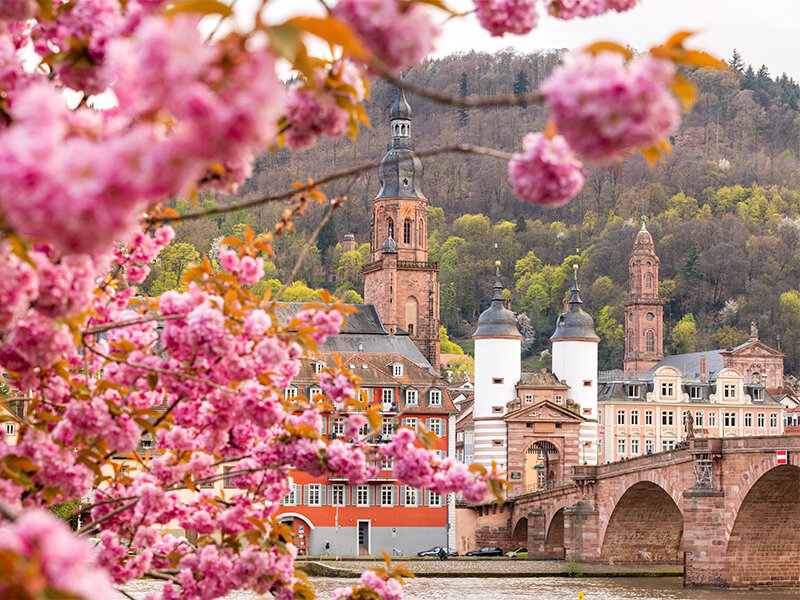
(152, 49, 800, 374)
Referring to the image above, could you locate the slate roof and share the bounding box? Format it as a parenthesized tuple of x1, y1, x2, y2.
(645, 350, 725, 381)
(272, 303, 435, 373)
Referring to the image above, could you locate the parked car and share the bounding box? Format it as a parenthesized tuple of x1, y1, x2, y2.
(417, 546, 459, 558)
(465, 546, 503, 557)
(505, 547, 528, 558)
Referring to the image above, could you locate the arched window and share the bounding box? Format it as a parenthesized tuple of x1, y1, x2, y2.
(403, 219, 411, 244)
(646, 330, 655, 352)
(645, 273, 653, 289)
(387, 218, 394, 239)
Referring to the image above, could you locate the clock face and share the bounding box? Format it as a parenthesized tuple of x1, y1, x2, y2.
(400, 202, 414, 219)
(646, 312, 655, 321)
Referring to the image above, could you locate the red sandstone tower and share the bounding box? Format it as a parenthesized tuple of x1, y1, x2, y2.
(623, 216, 663, 373)
(362, 89, 440, 369)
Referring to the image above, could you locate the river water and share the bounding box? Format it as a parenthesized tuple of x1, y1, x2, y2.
(123, 577, 800, 600)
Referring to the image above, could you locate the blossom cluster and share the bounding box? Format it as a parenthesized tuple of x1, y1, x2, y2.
(334, 570, 403, 600)
(474, 0, 538, 36)
(0, 510, 116, 600)
(382, 428, 489, 503)
(541, 50, 681, 163)
(335, 0, 439, 71)
(548, 0, 639, 20)
(508, 132, 586, 206)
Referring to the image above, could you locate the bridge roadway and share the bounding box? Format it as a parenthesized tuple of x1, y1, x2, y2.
(472, 435, 800, 588)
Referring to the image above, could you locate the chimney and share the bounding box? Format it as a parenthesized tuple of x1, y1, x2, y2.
(700, 357, 706, 383)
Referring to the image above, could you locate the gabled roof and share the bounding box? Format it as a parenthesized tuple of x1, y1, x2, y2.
(721, 339, 786, 358)
(505, 399, 585, 422)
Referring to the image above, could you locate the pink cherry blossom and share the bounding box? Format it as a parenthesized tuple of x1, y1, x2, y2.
(508, 132, 585, 206)
(542, 50, 681, 162)
(548, 0, 638, 19)
(0, 510, 115, 600)
(474, 0, 538, 36)
(335, 0, 439, 71)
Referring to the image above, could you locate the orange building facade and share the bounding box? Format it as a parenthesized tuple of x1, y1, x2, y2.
(274, 351, 455, 556)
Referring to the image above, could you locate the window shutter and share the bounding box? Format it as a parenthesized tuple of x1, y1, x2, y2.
(414, 488, 420, 507)
(319, 417, 327, 435)
(392, 485, 399, 506)
(295, 484, 302, 504)
(320, 485, 327, 506)
(343, 486, 350, 506)
(399, 486, 407, 506)
(423, 488, 429, 506)
(368, 485, 374, 506)
(303, 485, 309, 506)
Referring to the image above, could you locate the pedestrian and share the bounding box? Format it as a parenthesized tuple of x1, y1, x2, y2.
(437, 547, 447, 561)
(323, 540, 331, 557)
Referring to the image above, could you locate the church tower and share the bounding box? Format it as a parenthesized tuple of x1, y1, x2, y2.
(623, 216, 664, 373)
(363, 89, 440, 369)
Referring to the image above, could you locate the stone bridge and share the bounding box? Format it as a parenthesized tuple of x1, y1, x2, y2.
(473, 435, 800, 587)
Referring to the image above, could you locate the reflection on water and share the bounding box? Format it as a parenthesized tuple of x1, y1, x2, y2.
(123, 577, 800, 600)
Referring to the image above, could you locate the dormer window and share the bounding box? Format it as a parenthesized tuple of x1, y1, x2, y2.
(309, 387, 321, 401)
(429, 389, 442, 406)
(392, 363, 403, 377)
(689, 386, 701, 400)
(314, 362, 324, 374)
(284, 387, 297, 399)
(752, 388, 764, 401)
(627, 385, 640, 398)
(405, 389, 418, 406)
(723, 384, 736, 399)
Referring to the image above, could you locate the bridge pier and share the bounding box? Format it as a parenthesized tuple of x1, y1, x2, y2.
(563, 500, 600, 562)
(527, 509, 546, 557)
(682, 486, 727, 587)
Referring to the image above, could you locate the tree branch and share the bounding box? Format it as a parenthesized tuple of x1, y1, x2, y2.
(76, 499, 138, 535)
(145, 144, 513, 224)
(375, 64, 544, 108)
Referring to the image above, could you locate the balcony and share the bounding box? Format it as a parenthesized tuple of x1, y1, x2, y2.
(397, 260, 439, 271)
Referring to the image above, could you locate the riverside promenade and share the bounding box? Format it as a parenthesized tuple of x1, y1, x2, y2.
(298, 558, 682, 578)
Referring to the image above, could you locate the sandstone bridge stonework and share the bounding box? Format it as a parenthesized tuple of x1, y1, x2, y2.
(472, 435, 800, 588)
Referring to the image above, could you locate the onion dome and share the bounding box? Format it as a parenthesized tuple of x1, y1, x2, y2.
(550, 265, 600, 341)
(473, 262, 522, 339)
(381, 235, 398, 254)
(376, 88, 426, 200)
(390, 88, 412, 120)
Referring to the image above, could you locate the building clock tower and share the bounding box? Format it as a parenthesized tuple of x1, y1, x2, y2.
(623, 216, 664, 373)
(363, 89, 440, 369)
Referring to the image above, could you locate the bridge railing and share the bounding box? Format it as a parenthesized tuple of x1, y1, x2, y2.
(508, 479, 572, 499)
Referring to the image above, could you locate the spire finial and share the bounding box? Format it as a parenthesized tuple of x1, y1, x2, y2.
(568, 263, 582, 305)
(492, 260, 504, 302)
(640, 211, 648, 232)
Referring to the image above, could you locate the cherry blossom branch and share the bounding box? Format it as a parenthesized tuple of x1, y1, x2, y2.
(65, 495, 137, 521)
(375, 64, 544, 108)
(76, 499, 138, 535)
(145, 144, 513, 224)
(273, 177, 356, 301)
(81, 313, 188, 337)
(82, 341, 236, 395)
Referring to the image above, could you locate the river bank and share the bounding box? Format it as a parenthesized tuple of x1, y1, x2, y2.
(297, 558, 683, 578)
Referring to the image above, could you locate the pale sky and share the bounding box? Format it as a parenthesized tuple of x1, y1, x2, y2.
(234, 0, 800, 80)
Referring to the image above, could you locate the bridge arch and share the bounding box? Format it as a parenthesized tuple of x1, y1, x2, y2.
(544, 507, 565, 558)
(511, 517, 528, 546)
(600, 481, 683, 564)
(724, 464, 800, 587)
